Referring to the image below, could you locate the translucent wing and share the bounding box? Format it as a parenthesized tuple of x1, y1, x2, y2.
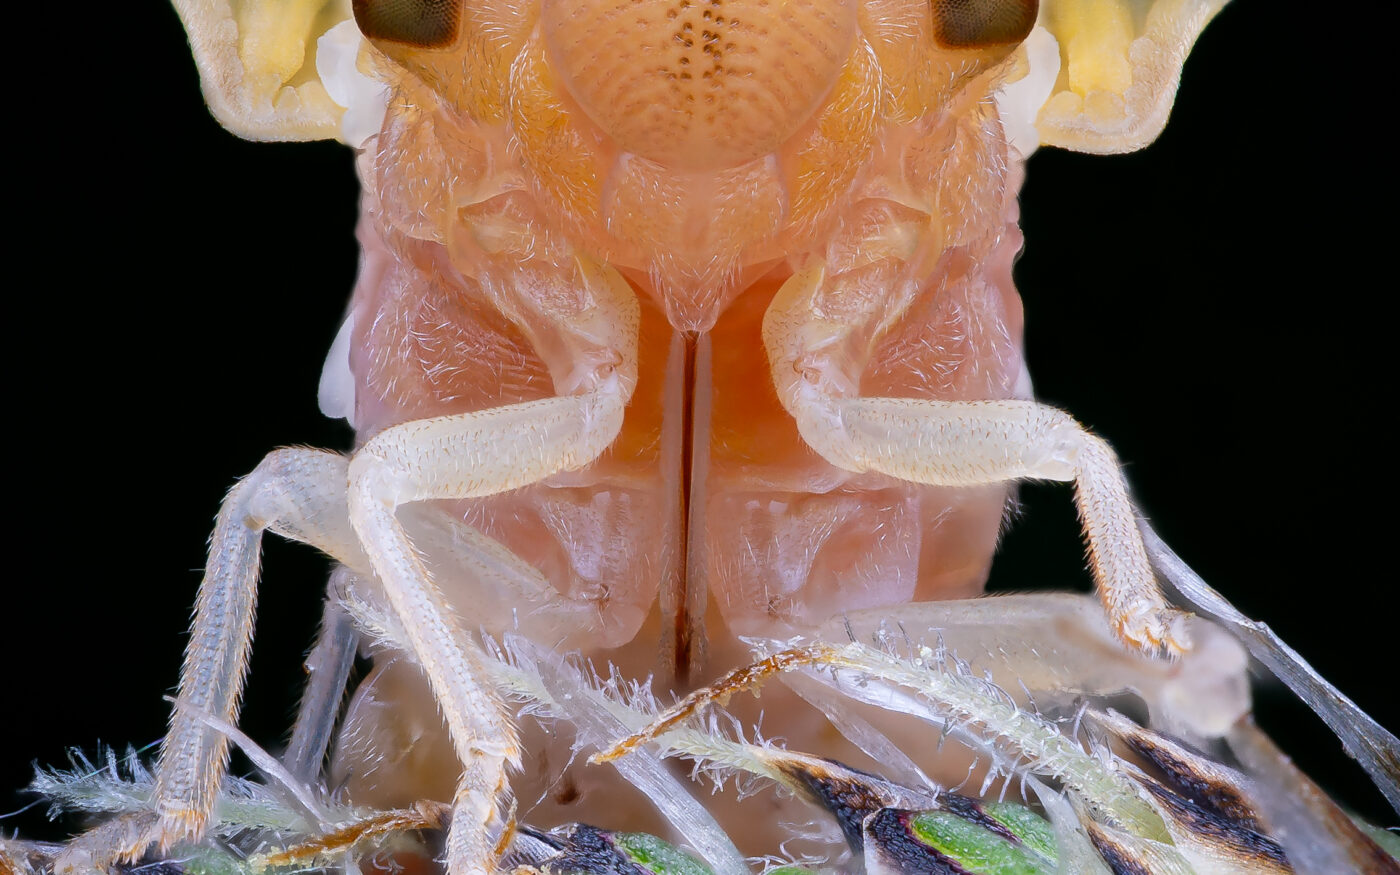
(172, 0, 354, 140)
(1035, 0, 1229, 152)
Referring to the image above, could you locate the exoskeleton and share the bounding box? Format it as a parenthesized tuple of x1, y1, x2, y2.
(13, 1, 1398, 873)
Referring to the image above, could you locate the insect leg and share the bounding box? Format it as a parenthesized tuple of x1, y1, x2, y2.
(284, 567, 360, 785)
(53, 448, 365, 872)
(345, 261, 640, 875)
(764, 266, 1187, 657)
(154, 450, 373, 845)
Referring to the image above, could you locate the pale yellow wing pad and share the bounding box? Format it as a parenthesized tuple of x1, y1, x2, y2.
(1035, 0, 1229, 153)
(172, 0, 354, 141)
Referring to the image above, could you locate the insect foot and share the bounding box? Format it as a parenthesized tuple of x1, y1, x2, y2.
(1108, 601, 1192, 662)
(48, 811, 161, 875)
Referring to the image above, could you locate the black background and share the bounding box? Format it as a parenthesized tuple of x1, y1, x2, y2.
(4, 0, 1394, 842)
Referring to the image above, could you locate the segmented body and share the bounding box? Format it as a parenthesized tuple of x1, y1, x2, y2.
(324, 0, 1032, 839)
(344, 23, 1021, 641)
(5, 0, 1394, 862)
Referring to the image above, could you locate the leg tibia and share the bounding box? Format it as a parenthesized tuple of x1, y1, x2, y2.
(804, 395, 1185, 655)
(284, 568, 361, 785)
(346, 385, 631, 873)
(154, 449, 351, 843)
(1072, 431, 1183, 655)
(764, 269, 1186, 657)
(55, 448, 354, 871)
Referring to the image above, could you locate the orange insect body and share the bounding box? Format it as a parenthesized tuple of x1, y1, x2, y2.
(38, 1, 1297, 870)
(332, 0, 1030, 821)
(350, 0, 1023, 620)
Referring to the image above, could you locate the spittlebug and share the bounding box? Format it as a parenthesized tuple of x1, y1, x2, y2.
(5, 0, 1394, 868)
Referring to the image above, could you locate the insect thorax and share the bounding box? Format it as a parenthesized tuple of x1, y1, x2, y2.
(334, 0, 1035, 838)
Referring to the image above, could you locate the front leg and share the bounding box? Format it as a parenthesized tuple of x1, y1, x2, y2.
(55, 260, 637, 875)
(346, 395, 631, 871)
(764, 263, 1187, 657)
(347, 259, 640, 875)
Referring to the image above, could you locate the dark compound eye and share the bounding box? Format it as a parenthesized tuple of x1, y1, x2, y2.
(931, 0, 1038, 48)
(353, 0, 463, 48)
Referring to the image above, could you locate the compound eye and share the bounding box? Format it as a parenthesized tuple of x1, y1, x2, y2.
(931, 0, 1038, 48)
(353, 0, 464, 48)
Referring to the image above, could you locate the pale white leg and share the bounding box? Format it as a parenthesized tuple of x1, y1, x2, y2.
(283, 567, 361, 785)
(52, 448, 359, 872)
(58, 421, 627, 871)
(764, 266, 1187, 656)
(346, 265, 640, 875)
(347, 383, 634, 872)
(152, 450, 357, 847)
